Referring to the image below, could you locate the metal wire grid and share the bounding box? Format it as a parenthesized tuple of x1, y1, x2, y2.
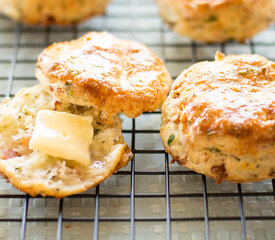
(0, 0, 275, 239)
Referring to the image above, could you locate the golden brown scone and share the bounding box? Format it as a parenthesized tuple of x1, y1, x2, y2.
(0, 85, 132, 198)
(161, 52, 275, 183)
(36, 32, 172, 124)
(0, 0, 110, 25)
(155, 0, 275, 43)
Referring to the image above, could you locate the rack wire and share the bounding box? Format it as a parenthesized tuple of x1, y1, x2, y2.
(0, 0, 275, 239)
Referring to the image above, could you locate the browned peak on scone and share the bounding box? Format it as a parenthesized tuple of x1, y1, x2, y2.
(36, 32, 172, 124)
(161, 52, 275, 183)
(168, 52, 275, 142)
(0, 0, 110, 25)
(0, 85, 132, 198)
(155, 0, 275, 43)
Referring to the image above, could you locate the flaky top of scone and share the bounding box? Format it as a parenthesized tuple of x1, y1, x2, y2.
(36, 32, 172, 123)
(165, 52, 275, 142)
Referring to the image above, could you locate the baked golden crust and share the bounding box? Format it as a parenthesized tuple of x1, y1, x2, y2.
(36, 32, 172, 123)
(0, 0, 110, 25)
(155, 0, 275, 42)
(169, 52, 275, 142)
(161, 53, 275, 183)
(0, 85, 133, 198)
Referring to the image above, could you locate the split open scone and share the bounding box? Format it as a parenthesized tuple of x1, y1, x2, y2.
(0, 85, 132, 198)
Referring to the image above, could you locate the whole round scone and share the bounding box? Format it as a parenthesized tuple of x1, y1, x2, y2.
(155, 0, 275, 43)
(0, 85, 132, 198)
(36, 32, 172, 124)
(0, 0, 110, 25)
(161, 52, 275, 183)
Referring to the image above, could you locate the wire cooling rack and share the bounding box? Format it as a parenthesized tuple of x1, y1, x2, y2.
(0, 0, 275, 239)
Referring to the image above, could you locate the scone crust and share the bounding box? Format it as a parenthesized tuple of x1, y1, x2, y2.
(0, 147, 132, 198)
(0, 85, 133, 198)
(155, 0, 275, 42)
(36, 32, 172, 123)
(0, 0, 110, 25)
(161, 53, 275, 183)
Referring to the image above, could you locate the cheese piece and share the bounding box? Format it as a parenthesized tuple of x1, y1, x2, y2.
(29, 110, 93, 166)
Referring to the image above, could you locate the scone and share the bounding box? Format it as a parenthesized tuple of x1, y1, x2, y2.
(36, 32, 172, 124)
(0, 85, 132, 198)
(155, 0, 275, 43)
(0, 0, 110, 25)
(161, 52, 275, 183)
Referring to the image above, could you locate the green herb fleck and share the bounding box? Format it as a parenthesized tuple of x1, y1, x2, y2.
(15, 167, 20, 171)
(239, 67, 258, 76)
(167, 134, 175, 145)
(239, 69, 251, 75)
(70, 70, 80, 76)
(207, 147, 221, 153)
(94, 129, 100, 135)
(205, 15, 218, 23)
(231, 154, 240, 161)
(65, 81, 72, 94)
(92, 64, 103, 68)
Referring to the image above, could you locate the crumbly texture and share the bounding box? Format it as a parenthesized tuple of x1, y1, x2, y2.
(0, 0, 110, 25)
(36, 32, 172, 124)
(0, 85, 132, 198)
(161, 52, 275, 183)
(155, 0, 275, 43)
